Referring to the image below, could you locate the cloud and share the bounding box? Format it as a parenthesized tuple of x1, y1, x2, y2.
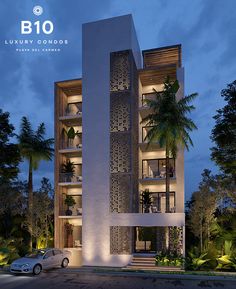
(0, 0, 235, 195)
(0, 0, 112, 188)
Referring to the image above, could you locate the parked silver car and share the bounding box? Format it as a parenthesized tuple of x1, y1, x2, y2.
(10, 248, 71, 275)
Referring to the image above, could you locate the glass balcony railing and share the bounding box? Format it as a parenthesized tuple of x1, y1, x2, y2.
(60, 139, 82, 150)
(59, 173, 82, 183)
(65, 102, 82, 117)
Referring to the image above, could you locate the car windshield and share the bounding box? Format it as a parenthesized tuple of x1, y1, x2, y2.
(25, 250, 46, 258)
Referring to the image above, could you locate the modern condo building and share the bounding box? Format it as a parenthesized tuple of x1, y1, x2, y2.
(54, 15, 185, 267)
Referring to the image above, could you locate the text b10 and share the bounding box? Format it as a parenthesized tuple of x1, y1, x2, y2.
(21, 21, 54, 34)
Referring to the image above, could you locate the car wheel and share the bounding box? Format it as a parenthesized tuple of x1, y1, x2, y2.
(33, 264, 42, 275)
(61, 258, 69, 268)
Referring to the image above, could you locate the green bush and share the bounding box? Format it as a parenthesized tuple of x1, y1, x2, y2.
(0, 248, 9, 266)
(155, 251, 184, 267)
(185, 252, 211, 270)
(0, 247, 19, 266)
(0, 238, 20, 266)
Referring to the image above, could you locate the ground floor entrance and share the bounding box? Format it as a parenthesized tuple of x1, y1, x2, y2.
(134, 226, 183, 255)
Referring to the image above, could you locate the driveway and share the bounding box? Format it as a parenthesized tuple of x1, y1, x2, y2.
(1, 269, 236, 289)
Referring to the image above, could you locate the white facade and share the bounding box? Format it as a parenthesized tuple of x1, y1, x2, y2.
(55, 14, 185, 268)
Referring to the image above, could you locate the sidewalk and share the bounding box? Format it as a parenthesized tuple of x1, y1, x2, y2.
(49, 266, 236, 281)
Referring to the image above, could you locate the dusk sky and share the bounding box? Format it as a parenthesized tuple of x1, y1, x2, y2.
(0, 0, 235, 200)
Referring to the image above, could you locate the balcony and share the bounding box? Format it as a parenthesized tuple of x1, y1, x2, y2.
(139, 126, 162, 152)
(139, 92, 162, 118)
(59, 173, 82, 186)
(63, 221, 82, 249)
(59, 194, 82, 217)
(140, 158, 176, 184)
(59, 138, 82, 157)
(140, 191, 176, 214)
(59, 102, 82, 126)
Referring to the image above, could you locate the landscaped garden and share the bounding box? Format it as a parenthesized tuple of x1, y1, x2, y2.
(0, 79, 235, 272)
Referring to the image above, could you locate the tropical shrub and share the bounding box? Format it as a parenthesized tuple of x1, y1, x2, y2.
(216, 240, 236, 271)
(0, 238, 20, 266)
(155, 250, 184, 267)
(216, 255, 236, 271)
(186, 252, 210, 270)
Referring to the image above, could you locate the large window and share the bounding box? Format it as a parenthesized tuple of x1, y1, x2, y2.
(141, 91, 162, 107)
(141, 93, 156, 107)
(151, 192, 175, 213)
(142, 126, 154, 142)
(140, 191, 175, 213)
(142, 158, 175, 179)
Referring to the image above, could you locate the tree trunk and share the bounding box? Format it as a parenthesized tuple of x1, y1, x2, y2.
(45, 215, 48, 247)
(165, 146, 170, 213)
(28, 157, 33, 251)
(200, 218, 203, 253)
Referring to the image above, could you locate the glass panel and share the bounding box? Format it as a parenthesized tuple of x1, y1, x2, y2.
(142, 159, 159, 178)
(44, 250, 53, 258)
(53, 250, 62, 255)
(142, 159, 175, 179)
(66, 102, 82, 116)
(60, 194, 82, 216)
(59, 164, 82, 183)
(144, 192, 176, 213)
(170, 193, 175, 212)
(142, 93, 157, 107)
(61, 130, 82, 149)
(135, 227, 157, 253)
(64, 224, 82, 248)
(142, 126, 154, 142)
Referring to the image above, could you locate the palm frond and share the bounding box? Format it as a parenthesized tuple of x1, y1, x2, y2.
(142, 77, 198, 154)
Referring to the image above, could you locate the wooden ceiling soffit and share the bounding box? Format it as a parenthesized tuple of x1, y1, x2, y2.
(138, 64, 177, 86)
(143, 45, 181, 68)
(56, 79, 82, 96)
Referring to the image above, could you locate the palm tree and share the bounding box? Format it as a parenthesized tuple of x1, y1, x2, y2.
(142, 77, 197, 212)
(17, 117, 54, 250)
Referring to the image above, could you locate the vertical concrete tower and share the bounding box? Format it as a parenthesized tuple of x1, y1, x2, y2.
(82, 15, 141, 266)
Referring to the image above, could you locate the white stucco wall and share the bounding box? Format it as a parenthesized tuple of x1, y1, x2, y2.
(110, 213, 185, 227)
(82, 15, 141, 267)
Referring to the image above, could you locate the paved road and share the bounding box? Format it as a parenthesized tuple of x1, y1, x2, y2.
(1, 270, 236, 289)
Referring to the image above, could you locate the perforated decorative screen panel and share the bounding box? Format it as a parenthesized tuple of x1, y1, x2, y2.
(110, 133, 131, 173)
(110, 51, 130, 92)
(110, 92, 130, 132)
(169, 226, 183, 255)
(109, 50, 139, 256)
(110, 226, 132, 254)
(110, 174, 131, 213)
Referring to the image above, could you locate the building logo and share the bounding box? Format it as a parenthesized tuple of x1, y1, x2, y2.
(3, 5, 69, 53)
(33, 6, 43, 16)
(21, 5, 53, 35)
